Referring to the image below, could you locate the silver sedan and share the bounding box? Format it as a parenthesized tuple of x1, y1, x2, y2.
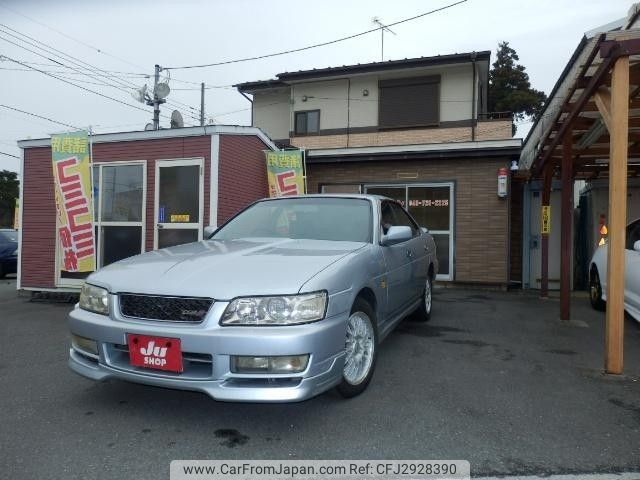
(68, 195, 438, 402)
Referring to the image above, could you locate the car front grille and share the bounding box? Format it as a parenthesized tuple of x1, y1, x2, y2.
(119, 294, 213, 323)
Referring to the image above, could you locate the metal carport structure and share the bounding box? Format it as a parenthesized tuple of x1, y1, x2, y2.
(520, 12, 640, 375)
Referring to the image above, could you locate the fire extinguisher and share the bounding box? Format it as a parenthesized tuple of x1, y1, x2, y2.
(498, 167, 508, 198)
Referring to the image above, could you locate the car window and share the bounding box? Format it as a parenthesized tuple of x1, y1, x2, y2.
(626, 220, 640, 250)
(0, 231, 17, 242)
(380, 201, 395, 235)
(388, 202, 420, 237)
(213, 197, 373, 243)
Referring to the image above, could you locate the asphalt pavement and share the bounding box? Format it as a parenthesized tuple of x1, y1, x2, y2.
(1, 276, 640, 479)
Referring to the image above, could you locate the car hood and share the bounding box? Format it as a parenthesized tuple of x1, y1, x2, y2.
(88, 238, 367, 299)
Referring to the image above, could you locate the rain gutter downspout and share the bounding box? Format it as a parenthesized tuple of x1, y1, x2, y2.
(471, 51, 477, 142)
(239, 91, 254, 126)
(347, 78, 351, 148)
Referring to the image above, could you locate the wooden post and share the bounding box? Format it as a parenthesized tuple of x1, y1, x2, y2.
(540, 169, 552, 298)
(560, 133, 573, 320)
(605, 55, 629, 375)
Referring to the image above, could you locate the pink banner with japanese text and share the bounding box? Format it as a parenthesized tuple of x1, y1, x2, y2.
(51, 131, 96, 273)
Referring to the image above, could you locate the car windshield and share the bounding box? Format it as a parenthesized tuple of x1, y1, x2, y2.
(0, 231, 17, 242)
(212, 197, 372, 243)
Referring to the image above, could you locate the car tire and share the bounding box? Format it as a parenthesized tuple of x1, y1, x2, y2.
(590, 267, 606, 311)
(337, 298, 378, 398)
(414, 275, 433, 322)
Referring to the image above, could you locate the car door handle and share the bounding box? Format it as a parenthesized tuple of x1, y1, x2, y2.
(406, 250, 414, 258)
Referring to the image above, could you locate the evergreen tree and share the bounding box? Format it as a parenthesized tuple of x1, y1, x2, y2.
(488, 42, 547, 134)
(0, 170, 19, 227)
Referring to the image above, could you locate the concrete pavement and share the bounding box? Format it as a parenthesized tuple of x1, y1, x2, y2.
(1, 279, 640, 479)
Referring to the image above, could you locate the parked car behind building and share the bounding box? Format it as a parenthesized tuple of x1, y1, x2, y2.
(589, 218, 640, 322)
(0, 229, 18, 278)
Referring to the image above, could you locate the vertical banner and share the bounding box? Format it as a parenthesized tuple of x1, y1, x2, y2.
(265, 150, 306, 197)
(541, 205, 551, 235)
(51, 131, 96, 272)
(13, 198, 19, 229)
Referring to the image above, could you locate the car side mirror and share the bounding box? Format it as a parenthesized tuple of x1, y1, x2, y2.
(421, 227, 429, 234)
(634, 240, 640, 252)
(203, 225, 217, 239)
(382, 226, 412, 246)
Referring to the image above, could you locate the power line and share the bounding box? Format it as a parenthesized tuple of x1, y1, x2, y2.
(0, 0, 145, 71)
(165, 0, 468, 70)
(0, 29, 158, 108)
(0, 104, 80, 129)
(0, 10, 216, 116)
(0, 24, 146, 90)
(1, 55, 154, 114)
(0, 25, 196, 120)
(0, 150, 19, 159)
(0, 59, 151, 77)
(0, 27, 192, 123)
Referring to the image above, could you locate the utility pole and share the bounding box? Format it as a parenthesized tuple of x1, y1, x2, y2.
(153, 64, 161, 130)
(200, 82, 205, 126)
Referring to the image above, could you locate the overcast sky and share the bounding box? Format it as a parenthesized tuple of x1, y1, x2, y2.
(0, 0, 635, 173)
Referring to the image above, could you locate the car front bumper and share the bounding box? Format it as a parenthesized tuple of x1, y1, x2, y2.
(0, 256, 17, 274)
(68, 299, 348, 402)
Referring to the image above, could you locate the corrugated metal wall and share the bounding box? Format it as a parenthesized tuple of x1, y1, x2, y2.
(91, 136, 212, 252)
(217, 135, 269, 225)
(22, 146, 57, 289)
(21, 133, 270, 290)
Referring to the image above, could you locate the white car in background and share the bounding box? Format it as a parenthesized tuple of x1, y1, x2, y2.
(589, 218, 640, 321)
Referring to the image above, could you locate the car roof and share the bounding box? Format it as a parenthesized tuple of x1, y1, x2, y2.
(258, 194, 387, 202)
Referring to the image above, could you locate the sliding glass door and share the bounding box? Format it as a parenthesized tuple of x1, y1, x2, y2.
(94, 162, 146, 268)
(365, 183, 454, 281)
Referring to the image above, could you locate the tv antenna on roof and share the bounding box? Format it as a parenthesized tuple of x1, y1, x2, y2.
(372, 17, 397, 62)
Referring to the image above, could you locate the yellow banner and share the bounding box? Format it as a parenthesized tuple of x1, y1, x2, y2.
(52, 131, 96, 272)
(265, 150, 305, 197)
(541, 205, 551, 235)
(13, 198, 19, 229)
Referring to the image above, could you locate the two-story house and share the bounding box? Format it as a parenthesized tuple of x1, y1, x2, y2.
(236, 52, 522, 286)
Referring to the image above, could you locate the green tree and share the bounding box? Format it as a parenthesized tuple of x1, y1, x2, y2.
(488, 42, 547, 134)
(0, 170, 19, 227)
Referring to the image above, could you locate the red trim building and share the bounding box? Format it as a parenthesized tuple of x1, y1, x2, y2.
(17, 125, 276, 291)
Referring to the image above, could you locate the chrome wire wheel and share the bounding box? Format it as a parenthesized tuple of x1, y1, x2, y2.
(424, 277, 432, 314)
(343, 311, 375, 386)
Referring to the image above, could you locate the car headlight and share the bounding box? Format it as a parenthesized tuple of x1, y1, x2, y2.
(79, 283, 109, 315)
(221, 291, 327, 326)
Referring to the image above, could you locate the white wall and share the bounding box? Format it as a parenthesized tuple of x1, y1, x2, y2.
(440, 65, 474, 122)
(251, 63, 478, 135)
(291, 80, 349, 130)
(252, 89, 290, 140)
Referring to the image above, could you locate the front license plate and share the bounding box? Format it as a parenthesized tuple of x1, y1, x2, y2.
(127, 334, 183, 373)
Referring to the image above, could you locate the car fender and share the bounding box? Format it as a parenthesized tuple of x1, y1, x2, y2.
(591, 245, 608, 300)
(299, 244, 387, 324)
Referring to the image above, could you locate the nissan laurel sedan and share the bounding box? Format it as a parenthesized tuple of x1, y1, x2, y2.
(68, 195, 438, 402)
